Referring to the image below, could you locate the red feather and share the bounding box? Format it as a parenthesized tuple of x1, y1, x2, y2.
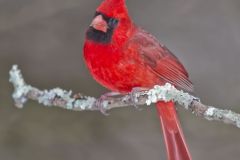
(157, 101, 192, 160)
(124, 28, 193, 92)
(84, 0, 193, 159)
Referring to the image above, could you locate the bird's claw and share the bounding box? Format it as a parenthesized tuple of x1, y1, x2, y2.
(95, 92, 120, 115)
(130, 87, 146, 111)
(95, 94, 109, 115)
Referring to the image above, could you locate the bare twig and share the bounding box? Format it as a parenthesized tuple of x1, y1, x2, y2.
(9, 65, 240, 128)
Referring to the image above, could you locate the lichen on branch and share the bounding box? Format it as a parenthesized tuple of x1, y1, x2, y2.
(9, 65, 240, 128)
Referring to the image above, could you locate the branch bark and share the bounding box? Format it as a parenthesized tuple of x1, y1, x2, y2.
(9, 65, 240, 128)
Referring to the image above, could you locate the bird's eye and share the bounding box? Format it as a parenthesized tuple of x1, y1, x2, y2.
(108, 18, 119, 28)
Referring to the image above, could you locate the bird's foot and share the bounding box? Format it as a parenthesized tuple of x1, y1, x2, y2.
(95, 92, 120, 115)
(130, 87, 147, 111)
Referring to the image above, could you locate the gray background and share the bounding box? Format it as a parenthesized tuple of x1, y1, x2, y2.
(1, 0, 240, 159)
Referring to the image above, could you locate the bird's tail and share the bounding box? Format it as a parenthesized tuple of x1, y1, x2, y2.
(156, 101, 192, 160)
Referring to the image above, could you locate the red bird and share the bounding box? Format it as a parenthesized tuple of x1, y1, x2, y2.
(84, 0, 193, 159)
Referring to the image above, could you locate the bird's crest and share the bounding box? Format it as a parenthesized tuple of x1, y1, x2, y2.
(97, 0, 129, 19)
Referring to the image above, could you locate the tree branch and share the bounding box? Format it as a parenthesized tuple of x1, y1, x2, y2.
(9, 65, 240, 128)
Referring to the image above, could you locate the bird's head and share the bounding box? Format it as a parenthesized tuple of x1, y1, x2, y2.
(86, 0, 133, 44)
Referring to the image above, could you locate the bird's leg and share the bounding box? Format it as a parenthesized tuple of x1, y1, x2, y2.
(95, 92, 121, 115)
(130, 87, 148, 110)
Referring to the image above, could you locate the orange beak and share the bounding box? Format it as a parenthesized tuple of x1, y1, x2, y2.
(90, 15, 108, 33)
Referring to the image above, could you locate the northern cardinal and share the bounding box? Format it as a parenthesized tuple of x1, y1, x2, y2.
(84, 0, 193, 159)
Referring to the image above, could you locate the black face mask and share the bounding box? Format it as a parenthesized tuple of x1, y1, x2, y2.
(86, 12, 119, 44)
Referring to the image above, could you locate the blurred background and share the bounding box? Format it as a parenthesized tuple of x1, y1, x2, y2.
(1, 0, 240, 159)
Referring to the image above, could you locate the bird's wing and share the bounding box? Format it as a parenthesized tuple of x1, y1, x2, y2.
(124, 28, 193, 92)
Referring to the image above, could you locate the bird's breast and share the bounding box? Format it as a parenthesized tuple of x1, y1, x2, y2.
(83, 41, 160, 92)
